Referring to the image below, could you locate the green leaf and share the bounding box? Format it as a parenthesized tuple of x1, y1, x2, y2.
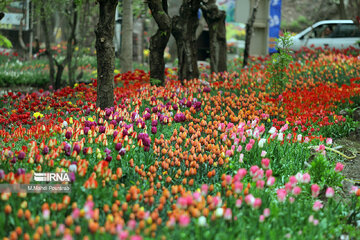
(0, 34, 12, 48)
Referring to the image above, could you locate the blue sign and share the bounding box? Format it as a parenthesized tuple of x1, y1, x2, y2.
(269, 0, 282, 54)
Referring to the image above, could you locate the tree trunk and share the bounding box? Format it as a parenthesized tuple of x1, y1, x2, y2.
(148, 0, 172, 85)
(120, 0, 133, 72)
(18, 0, 27, 59)
(217, 13, 227, 72)
(339, 0, 346, 19)
(66, 1, 78, 87)
(243, 0, 261, 67)
(41, 0, 78, 89)
(55, 64, 64, 89)
(79, 0, 91, 50)
(201, 0, 227, 73)
(172, 16, 185, 81)
(95, 0, 117, 109)
(40, 4, 55, 87)
(172, 0, 200, 82)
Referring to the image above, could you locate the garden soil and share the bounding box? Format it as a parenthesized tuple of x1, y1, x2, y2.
(336, 128, 360, 195)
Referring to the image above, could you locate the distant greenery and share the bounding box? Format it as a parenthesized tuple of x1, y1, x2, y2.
(0, 53, 151, 88)
(281, 15, 312, 32)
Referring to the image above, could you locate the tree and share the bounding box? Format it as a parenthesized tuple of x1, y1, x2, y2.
(243, 0, 261, 67)
(120, 0, 133, 72)
(147, 0, 225, 83)
(201, 0, 227, 74)
(147, 0, 172, 85)
(18, 0, 28, 59)
(39, 0, 78, 89)
(95, 0, 117, 109)
(338, 0, 346, 19)
(172, 0, 201, 82)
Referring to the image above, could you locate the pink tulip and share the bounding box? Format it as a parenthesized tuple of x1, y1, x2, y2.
(253, 198, 262, 209)
(266, 169, 273, 178)
(277, 188, 287, 202)
(301, 173, 311, 183)
(325, 187, 334, 198)
(250, 165, 259, 176)
(267, 176, 276, 186)
(237, 168, 247, 179)
(178, 214, 190, 227)
(313, 200, 323, 211)
(234, 181, 243, 194)
(245, 194, 255, 206)
(224, 208, 232, 220)
(261, 158, 270, 169)
(292, 186, 302, 196)
(256, 180, 265, 189)
(236, 199, 242, 208)
(334, 162, 344, 172)
(311, 184, 320, 198)
(245, 143, 253, 151)
(263, 208, 270, 217)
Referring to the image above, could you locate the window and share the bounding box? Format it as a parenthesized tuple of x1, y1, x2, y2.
(332, 24, 360, 38)
(303, 24, 337, 39)
(318, 24, 337, 38)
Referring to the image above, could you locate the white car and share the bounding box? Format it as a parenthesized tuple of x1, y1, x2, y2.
(289, 20, 360, 51)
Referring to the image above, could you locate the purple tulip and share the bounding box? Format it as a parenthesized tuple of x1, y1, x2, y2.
(113, 131, 118, 138)
(69, 172, 76, 182)
(115, 143, 122, 151)
(122, 129, 128, 136)
(17, 168, 26, 175)
(151, 126, 157, 134)
(104, 148, 111, 155)
(73, 144, 80, 154)
(18, 151, 26, 160)
(83, 147, 88, 155)
(0, 169, 5, 179)
(65, 131, 72, 140)
(84, 127, 90, 135)
(143, 112, 151, 120)
(173, 104, 178, 111)
(203, 87, 211, 93)
(105, 155, 112, 162)
(119, 148, 126, 156)
(99, 126, 106, 134)
(42, 146, 49, 155)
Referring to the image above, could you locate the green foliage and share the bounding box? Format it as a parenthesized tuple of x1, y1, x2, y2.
(118, 0, 148, 19)
(319, 116, 359, 139)
(0, 34, 12, 48)
(0, 0, 11, 11)
(150, 77, 162, 86)
(267, 32, 294, 96)
(308, 154, 343, 187)
(282, 15, 312, 32)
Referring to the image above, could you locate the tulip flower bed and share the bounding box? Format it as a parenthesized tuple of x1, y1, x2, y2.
(1, 50, 360, 240)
